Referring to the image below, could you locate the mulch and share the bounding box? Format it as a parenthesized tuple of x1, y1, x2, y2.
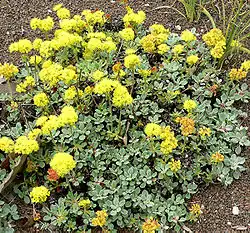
(0, 0, 249, 232)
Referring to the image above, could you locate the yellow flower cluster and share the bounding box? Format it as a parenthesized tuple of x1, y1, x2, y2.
(78, 199, 91, 208)
(30, 186, 50, 203)
(33, 92, 49, 107)
(94, 78, 120, 95)
(92, 210, 108, 227)
(119, 28, 135, 41)
(28, 129, 41, 140)
(168, 158, 181, 173)
(229, 68, 247, 81)
(181, 30, 196, 42)
(173, 44, 184, 54)
(186, 55, 199, 65)
(0, 63, 19, 80)
(39, 62, 76, 86)
(189, 203, 202, 216)
(138, 69, 151, 78)
(30, 16, 54, 32)
(33, 38, 43, 50)
(144, 123, 162, 137)
(84, 36, 116, 58)
(64, 86, 77, 101)
(202, 28, 226, 59)
(124, 54, 141, 69)
(112, 85, 133, 108)
(14, 136, 39, 155)
(16, 76, 35, 93)
(59, 16, 86, 33)
(50, 152, 76, 177)
(29, 55, 42, 65)
(59, 106, 79, 126)
(183, 99, 197, 112)
(93, 70, 105, 81)
(125, 48, 136, 55)
(123, 7, 146, 27)
(160, 126, 178, 155)
(140, 24, 169, 53)
(142, 218, 160, 233)
(241, 60, 250, 72)
(211, 152, 224, 163)
(9, 39, 32, 54)
(82, 10, 106, 26)
(55, 7, 70, 19)
(198, 127, 211, 138)
(36, 106, 78, 135)
(0, 137, 14, 153)
(176, 117, 195, 136)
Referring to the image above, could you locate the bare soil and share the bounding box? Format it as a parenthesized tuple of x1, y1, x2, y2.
(0, 0, 249, 232)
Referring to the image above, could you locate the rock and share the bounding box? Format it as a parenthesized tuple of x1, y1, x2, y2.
(232, 206, 239, 215)
(175, 25, 181, 31)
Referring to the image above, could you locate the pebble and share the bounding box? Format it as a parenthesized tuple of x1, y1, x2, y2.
(175, 25, 181, 30)
(232, 206, 239, 215)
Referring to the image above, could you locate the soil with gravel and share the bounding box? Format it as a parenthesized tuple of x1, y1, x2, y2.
(0, 0, 249, 232)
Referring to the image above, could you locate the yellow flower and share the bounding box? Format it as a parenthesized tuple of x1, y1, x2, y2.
(124, 54, 141, 69)
(157, 44, 169, 55)
(14, 136, 39, 155)
(30, 16, 54, 32)
(92, 210, 108, 227)
(35, 116, 48, 127)
(211, 152, 224, 163)
(64, 86, 77, 101)
(28, 129, 41, 140)
(186, 55, 199, 65)
(79, 199, 91, 208)
(173, 44, 184, 54)
(210, 41, 226, 59)
(29, 55, 42, 65)
(168, 158, 181, 173)
(112, 85, 133, 108)
(9, 39, 32, 54)
(138, 69, 151, 78)
(57, 7, 70, 19)
(190, 204, 202, 216)
(94, 78, 120, 95)
(183, 99, 197, 112)
(0, 63, 19, 80)
(41, 115, 60, 135)
(125, 48, 136, 55)
(241, 60, 250, 72)
(84, 86, 93, 95)
(123, 7, 146, 27)
(33, 38, 43, 50)
(0, 137, 14, 153)
(142, 218, 160, 233)
(198, 127, 211, 138)
(50, 152, 76, 177)
(30, 186, 50, 203)
(140, 34, 156, 53)
(93, 70, 105, 81)
(59, 106, 78, 126)
(150, 24, 169, 35)
(160, 126, 178, 155)
(144, 123, 162, 137)
(82, 10, 106, 26)
(33, 92, 49, 107)
(202, 28, 225, 47)
(181, 30, 196, 42)
(177, 117, 195, 136)
(119, 28, 135, 41)
(229, 68, 247, 81)
(53, 4, 63, 11)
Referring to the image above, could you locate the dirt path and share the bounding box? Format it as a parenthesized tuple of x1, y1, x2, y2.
(0, 0, 249, 232)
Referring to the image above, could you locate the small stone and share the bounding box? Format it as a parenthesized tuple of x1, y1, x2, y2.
(175, 25, 181, 31)
(145, 3, 150, 7)
(227, 221, 232, 226)
(232, 206, 239, 215)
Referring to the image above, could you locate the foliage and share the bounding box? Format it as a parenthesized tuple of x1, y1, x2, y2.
(0, 4, 249, 233)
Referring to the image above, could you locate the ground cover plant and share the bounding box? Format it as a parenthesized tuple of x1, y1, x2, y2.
(0, 3, 249, 232)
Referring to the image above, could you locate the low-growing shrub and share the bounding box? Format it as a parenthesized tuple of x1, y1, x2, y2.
(0, 3, 249, 232)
